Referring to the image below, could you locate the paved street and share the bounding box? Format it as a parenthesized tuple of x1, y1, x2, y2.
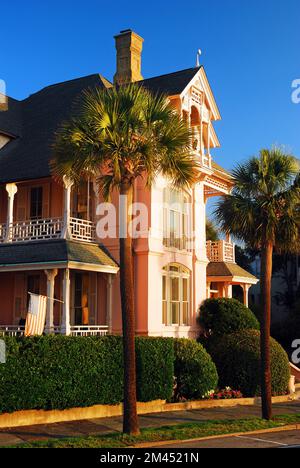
(159, 430, 300, 448)
(0, 400, 299, 447)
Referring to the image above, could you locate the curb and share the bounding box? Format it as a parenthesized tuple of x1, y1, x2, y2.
(0, 393, 298, 429)
(131, 423, 300, 448)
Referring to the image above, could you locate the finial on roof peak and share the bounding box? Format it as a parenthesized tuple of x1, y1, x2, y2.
(196, 49, 202, 67)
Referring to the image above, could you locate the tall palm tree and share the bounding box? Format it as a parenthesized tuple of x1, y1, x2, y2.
(215, 148, 300, 420)
(51, 84, 199, 434)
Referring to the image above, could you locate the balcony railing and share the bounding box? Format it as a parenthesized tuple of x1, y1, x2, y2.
(0, 223, 6, 242)
(69, 217, 96, 242)
(0, 325, 108, 337)
(206, 240, 235, 263)
(10, 217, 63, 242)
(0, 217, 96, 244)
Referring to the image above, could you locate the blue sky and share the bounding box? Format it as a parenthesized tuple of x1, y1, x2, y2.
(2, 0, 299, 171)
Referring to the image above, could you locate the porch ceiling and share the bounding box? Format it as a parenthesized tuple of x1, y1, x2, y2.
(207, 261, 258, 285)
(0, 239, 119, 273)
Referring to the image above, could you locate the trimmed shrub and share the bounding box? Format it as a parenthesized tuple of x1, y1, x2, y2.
(174, 339, 218, 400)
(0, 335, 174, 413)
(199, 298, 260, 339)
(208, 330, 290, 397)
(136, 337, 174, 402)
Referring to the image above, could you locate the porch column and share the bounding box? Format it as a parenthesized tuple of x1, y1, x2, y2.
(44, 269, 58, 334)
(5, 183, 18, 242)
(242, 284, 250, 308)
(62, 176, 74, 239)
(224, 283, 232, 299)
(106, 274, 114, 333)
(61, 268, 71, 335)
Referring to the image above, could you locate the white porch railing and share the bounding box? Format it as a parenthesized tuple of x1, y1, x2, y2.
(0, 326, 25, 337)
(0, 217, 96, 243)
(0, 325, 109, 337)
(10, 217, 63, 242)
(70, 326, 109, 337)
(69, 217, 96, 242)
(206, 240, 235, 263)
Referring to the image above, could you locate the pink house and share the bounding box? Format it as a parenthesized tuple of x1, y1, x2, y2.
(0, 30, 257, 339)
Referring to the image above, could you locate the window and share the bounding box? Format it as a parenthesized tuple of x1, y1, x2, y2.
(162, 264, 190, 326)
(30, 187, 43, 219)
(71, 181, 93, 220)
(163, 188, 191, 251)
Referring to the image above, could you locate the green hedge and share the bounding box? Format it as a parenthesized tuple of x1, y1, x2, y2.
(199, 298, 260, 339)
(135, 337, 174, 402)
(174, 339, 218, 400)
(0, 335, 174, 413)
(208, 330, 290, 397)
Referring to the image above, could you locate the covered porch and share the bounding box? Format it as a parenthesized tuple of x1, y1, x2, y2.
(206, 260, 258, 307)
(0, 239, 119, 337)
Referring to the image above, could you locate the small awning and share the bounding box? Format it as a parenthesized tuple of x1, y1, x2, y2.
(0, 239, 119, 274)
(207, 262, 258, 285)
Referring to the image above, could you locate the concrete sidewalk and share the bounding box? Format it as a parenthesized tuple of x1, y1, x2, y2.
(0, 400, 299, 447)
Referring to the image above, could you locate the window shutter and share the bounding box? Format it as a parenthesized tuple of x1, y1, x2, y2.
(15, 186, 28, 221)
(14, 273, 26, 323)
(42, 183, 50, 218)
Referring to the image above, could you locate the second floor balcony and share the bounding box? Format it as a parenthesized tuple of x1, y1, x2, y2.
(0, 216, 96, 244)
(206, 240, 235, 263)
(1, 179, 97, 245)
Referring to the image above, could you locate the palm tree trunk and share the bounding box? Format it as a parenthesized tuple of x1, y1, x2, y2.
(119, 182, 140, 435)
(260, 240, 273, 420)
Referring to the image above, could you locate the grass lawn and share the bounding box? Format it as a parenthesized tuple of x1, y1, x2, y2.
(5, 413, 300, 448)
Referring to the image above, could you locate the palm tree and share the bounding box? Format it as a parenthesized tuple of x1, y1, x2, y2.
(51, 84, 199, 434)
(215, 148, 300, 420)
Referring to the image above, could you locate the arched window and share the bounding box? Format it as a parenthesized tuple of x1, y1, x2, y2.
(163, 188, 191, 251)
(162, 264, 190, 326)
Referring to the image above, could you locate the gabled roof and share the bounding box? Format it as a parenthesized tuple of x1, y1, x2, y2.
(0, 239, 118, 271)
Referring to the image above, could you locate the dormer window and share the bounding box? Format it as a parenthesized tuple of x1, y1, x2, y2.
(0, 133, 11, 150)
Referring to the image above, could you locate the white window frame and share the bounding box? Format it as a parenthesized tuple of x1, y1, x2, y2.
(163, 188, 191, 251)
(162, 264, 190, 326)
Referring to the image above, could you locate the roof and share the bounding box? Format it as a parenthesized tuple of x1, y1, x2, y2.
(0, 239, 118, 270)
(212, 161, 232, 179)
(139, 67, 201, 96)
(207, 262, 258, 282)
(0, 96, 22, 137)
(0, 74, 112, 184)
(0, 66, 206, 184)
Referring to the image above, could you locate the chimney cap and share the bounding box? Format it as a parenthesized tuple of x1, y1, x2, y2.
(119, 29, 132, 34)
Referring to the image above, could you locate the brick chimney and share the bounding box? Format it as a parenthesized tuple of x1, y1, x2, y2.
(113, 29, 144, 86)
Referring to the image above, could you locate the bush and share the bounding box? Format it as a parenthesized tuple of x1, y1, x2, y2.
(0, 335, 174, 413)
(199, 298, 260, 339)
(174, 339, 218, 400)
(135, 337, 174, 402)
(208, 330, 290, 397)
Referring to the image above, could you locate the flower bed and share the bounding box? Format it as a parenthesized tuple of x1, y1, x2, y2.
(203, 387, 243, 400)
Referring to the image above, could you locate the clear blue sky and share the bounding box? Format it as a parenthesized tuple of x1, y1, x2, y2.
(2, 0, 299, 170)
